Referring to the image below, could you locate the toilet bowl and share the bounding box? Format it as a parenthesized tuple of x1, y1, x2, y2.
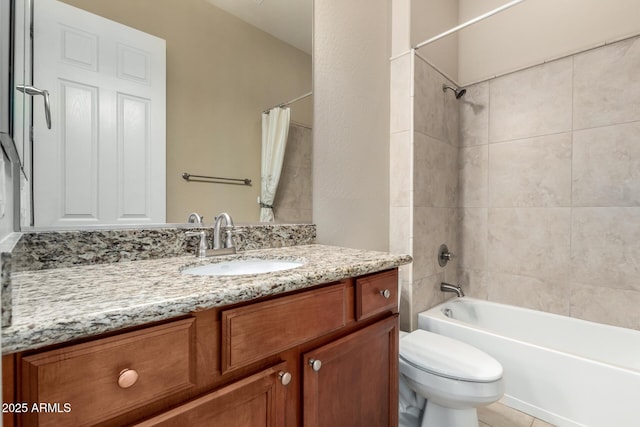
(399, 329, 504, 427)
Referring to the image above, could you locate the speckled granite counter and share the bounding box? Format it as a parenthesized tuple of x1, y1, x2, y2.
(1, 223, 316, 328)
(2, 244, 411, 354)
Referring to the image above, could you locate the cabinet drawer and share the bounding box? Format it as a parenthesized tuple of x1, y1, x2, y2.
(221, 282, 346, 373)
(21, 318, 195, 427)
(355, 269, 398, 321)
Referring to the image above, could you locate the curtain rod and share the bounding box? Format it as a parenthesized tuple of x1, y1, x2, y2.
(263, 91, 313, 114)
(414, 0, 526, 50)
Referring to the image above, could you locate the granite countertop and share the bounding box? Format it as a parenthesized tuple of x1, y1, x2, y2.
(2, 244, 411, 354)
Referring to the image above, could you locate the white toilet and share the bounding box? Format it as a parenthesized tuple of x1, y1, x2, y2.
(399, 330, 504, 427)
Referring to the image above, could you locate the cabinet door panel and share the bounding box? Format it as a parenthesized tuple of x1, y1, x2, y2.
(303, 315, 399, 427)
(134, 362, 289, 427)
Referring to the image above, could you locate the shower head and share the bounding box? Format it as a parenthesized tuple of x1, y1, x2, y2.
(443, 84, 466, 99)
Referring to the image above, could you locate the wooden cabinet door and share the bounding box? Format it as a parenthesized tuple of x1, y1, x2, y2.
(134, 362, 290, 427)
(302, 315, 399, 427)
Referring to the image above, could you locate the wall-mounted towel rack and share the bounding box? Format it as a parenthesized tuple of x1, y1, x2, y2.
(182, 173, 251, 186)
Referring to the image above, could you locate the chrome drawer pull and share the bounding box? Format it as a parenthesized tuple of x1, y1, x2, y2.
(379, 289, 391, 299)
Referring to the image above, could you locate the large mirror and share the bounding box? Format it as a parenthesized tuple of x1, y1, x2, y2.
(18, 0, 312, 229)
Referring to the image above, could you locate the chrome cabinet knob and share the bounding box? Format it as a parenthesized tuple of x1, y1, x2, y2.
(309, 359, 322, 372)
(278, 371, 292, 386)
(379, 289, 391, 299)
(117, 368, 139, 389)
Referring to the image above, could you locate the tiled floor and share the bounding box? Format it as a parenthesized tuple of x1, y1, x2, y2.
(478, 401, 557, 427)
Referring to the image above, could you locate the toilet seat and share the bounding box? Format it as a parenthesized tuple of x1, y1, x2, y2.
(400, 330, 502, 382)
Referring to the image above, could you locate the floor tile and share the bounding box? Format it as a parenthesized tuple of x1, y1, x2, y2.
(478, 402, 534, 427)
(532, 419, 557, 427)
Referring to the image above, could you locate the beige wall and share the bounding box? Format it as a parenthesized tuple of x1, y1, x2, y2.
(458, 0, 640, 84)
(411, 0, 459, 82)
(313, 0, 390, 251)
(62, 0, 312, 223)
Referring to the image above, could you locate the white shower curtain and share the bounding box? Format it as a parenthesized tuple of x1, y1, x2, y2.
(260, 107, 290, 222)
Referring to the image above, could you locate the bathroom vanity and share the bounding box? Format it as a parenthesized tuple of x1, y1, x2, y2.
(2, 243, 410, 426)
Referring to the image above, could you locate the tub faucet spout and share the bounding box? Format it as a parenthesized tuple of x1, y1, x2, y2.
(440, 282, 464, 297)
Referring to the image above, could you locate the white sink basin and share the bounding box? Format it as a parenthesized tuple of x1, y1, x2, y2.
(181, 259, 304, 276)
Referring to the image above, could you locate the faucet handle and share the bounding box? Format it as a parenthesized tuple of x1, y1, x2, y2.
(438, 244, 455, 267)
(224, 229, 235, 249)
(185, 230, 208, 258)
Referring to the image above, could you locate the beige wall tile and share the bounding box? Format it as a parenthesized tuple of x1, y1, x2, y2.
(489, 133, 572, 207)
(390, 206, 411, 255)
(573, 36, 640, 130)
(391, 54, 412, 133)
(390, 131, 412, 207)
(457, 268, 489, 300)
(459, 145, 488, 208)
(570, 282, 640, 330)
(273, 208, 312, 223)
(488, 208, 571, 280)
(488, 272, 570, 315)
(571, 207, 640, 290)
(457, 208, 488, 270)
(413, 207, 458, 280)
(414, 56, 445, 140)
(444, 78, 461, 147)
(573, 122, 640, 207)
(414, 132, 458, 208)
(398, 265, 413, 331)
(460, 81, 489, 147)
(274, 124, 313, 222)
(411, 272, 448, 329)
(489, 58, 572, 142)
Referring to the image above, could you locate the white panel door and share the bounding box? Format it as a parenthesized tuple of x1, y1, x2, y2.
(33, 0, 166, 227)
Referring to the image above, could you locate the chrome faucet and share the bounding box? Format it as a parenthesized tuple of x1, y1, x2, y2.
(440, 282, 464, 297)
(184, 212, 236, 258)
(187, 212, 203, 224)
(213, 212, 235, 251)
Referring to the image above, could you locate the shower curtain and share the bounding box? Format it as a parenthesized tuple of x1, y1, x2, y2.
(260, 107, 290, 222)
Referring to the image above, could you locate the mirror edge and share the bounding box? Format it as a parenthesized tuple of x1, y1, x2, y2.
(1, 0, 22, 233)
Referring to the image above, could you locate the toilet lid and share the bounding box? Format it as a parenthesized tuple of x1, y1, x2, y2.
(400, 330, 503, 382)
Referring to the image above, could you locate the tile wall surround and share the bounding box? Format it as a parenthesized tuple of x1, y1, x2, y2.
(457, 34, 640, 331)
(390, 51, 414, 331)
(273, 123, 313, 223)
(391, 51, 460, 330)
(392, 34, 640, 332)
(1, 223, 316, 327)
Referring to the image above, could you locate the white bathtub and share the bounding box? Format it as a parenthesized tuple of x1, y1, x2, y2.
(417, 297, 640, 427)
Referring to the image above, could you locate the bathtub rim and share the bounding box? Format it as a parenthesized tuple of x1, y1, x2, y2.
(417, 297, 640, 375)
